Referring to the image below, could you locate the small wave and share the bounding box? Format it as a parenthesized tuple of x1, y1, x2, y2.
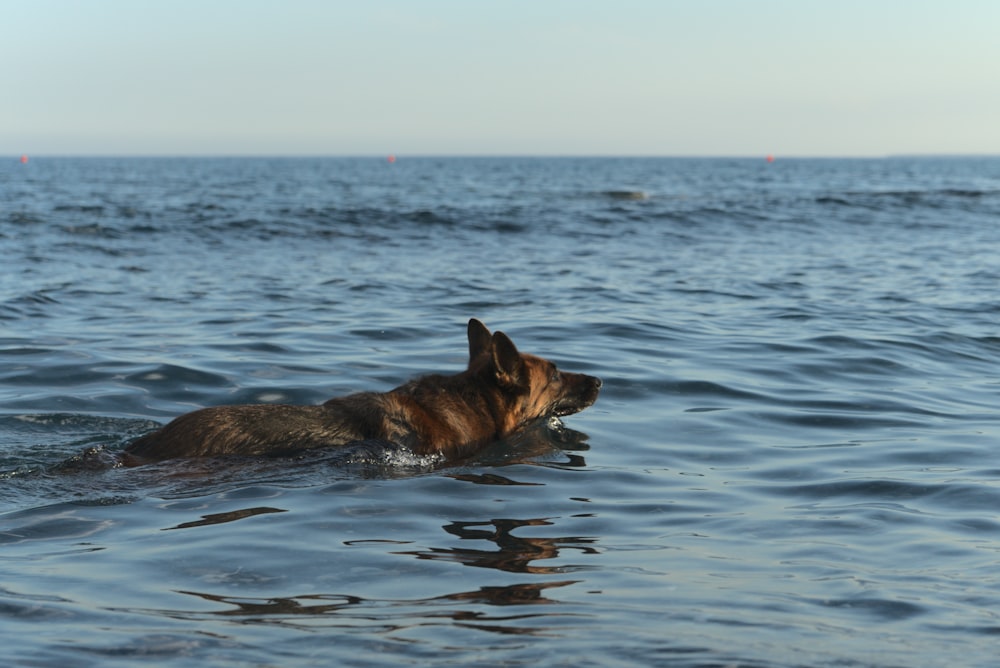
(124, 364, 229, 388)
(0, 503, 117, 546)
(53, 204, 106, 215)
(815, 187, 999, 209)
(817, 596, 927, 622)
(59, 223, 122, 238)
(7, 212, 44, 225)
(0, 290, 61, 320)
(294, 205, 457, 228)
(7, 413, 141, 429)
(602, 190, 649, 200)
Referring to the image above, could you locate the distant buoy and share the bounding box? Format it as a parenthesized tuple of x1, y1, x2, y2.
(766, 154, 775, 163)
(387, 154, 396, 164)
(19, 155, 28, 164)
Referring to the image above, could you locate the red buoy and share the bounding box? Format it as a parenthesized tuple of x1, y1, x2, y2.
(766, 154, 775, 163)
(387, 154, 396, 164)
(20, 155, 28, 164)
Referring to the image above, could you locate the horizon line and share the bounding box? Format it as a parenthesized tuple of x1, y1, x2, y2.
(8, 152, 1000, 161)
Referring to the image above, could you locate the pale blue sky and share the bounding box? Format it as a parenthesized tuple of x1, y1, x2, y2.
(3, 1, 998, 156)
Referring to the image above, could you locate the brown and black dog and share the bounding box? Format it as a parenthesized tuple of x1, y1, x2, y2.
(122, 319, 601, 465)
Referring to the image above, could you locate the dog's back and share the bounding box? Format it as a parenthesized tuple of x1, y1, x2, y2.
(124, 394, 382, 462)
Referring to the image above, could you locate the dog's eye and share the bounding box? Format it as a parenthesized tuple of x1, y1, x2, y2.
(550, 370, 561, 383)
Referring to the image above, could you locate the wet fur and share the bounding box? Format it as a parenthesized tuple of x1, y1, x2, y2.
(123, 319, 601, 465)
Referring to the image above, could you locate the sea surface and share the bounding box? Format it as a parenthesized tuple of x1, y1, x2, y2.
(3, 155, 1000, 667)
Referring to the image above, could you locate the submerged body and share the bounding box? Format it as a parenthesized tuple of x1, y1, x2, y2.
(123, 319, 601, 465)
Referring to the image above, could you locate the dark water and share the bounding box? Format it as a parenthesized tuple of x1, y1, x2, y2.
(3, 156, 1000, 667)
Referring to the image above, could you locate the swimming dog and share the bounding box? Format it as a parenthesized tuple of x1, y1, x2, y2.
(122, 319, 601, 464)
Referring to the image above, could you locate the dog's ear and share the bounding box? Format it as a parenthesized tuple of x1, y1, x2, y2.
(467, 318, 492, 362)
(490, 331, 524, 387)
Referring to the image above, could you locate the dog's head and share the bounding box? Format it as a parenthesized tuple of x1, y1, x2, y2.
(467, 319, 602, 433)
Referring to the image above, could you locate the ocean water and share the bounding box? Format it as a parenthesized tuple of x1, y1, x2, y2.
(2, 155, 1000, 667)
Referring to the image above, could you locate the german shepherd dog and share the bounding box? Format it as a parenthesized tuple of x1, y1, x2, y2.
(122, 319, 601, 465)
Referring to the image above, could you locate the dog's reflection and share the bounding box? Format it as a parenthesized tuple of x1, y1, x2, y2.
(467, 415, 591, 469)
(396, 515, 598, 575)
